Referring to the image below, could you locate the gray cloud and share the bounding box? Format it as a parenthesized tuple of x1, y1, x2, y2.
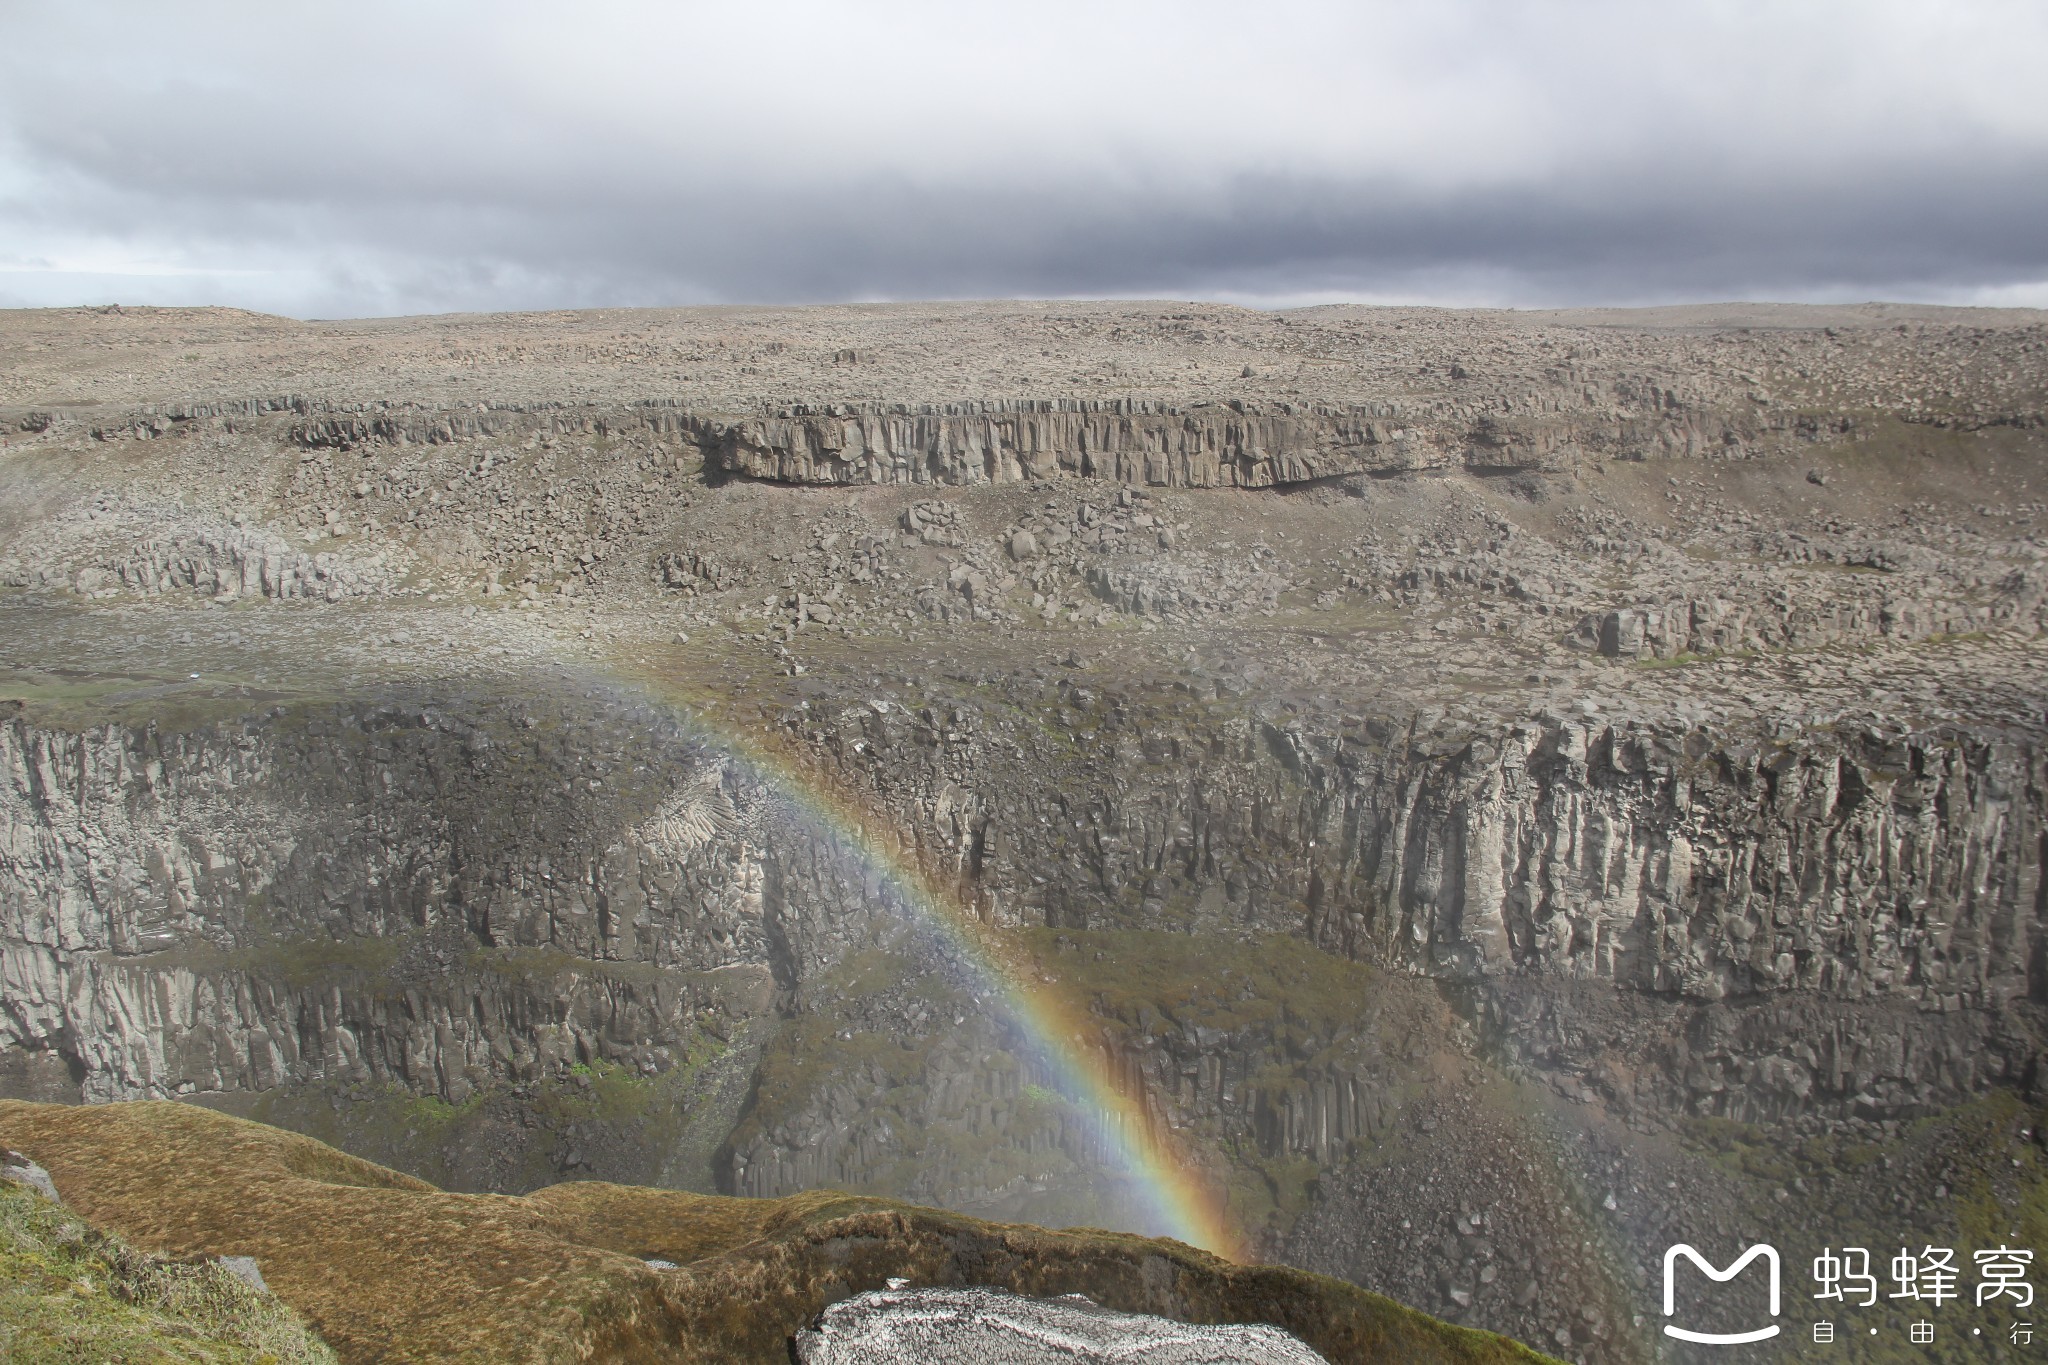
(4, 0, 2046, 315)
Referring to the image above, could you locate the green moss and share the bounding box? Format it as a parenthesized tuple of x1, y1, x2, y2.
(396, 1084, 490, 1134)
(1936, 1092, 2048, 1250)
(465, 943, 666, 989)
(0, 670, 313, 734)
(734, 949, 962, 1148)
(1680, 1115, 1807, 1182)
(152, 934, 406, 992)
(229, 1020, 734, 1196)
(536, 1057, 679, 1126)
(1022, 928, 1378, 1039)
(733, 932, 1410, 1247)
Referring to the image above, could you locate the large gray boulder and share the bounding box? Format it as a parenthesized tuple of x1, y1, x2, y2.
(793, 1285, 1329, 1364)
(0, 1147, 60, 1204)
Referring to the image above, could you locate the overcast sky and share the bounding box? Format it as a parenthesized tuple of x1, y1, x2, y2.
(4, 1, 2045, 317)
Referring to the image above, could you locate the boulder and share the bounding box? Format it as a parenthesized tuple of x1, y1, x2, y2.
(0, 1148, 59, 1203)
(794, 1286, 1329, 1364)
(216, 1255, 269, 1293)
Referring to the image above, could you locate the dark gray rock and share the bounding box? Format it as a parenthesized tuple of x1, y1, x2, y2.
(0, 1148, 59, 1204)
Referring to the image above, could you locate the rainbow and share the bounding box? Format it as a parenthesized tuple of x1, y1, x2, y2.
(624, 665, 1243, 1262)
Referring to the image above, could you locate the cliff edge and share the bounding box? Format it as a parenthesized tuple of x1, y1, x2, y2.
(0, 1099, 1552, 1364)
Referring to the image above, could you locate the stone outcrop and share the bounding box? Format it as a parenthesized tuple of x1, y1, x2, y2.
(98, 391, 1758, 490)
(1568, 579, 2046, 660)
(794, 1286, 1330, 1364)
(692, 399, 1775, 488)
(1, 1145, 60, 1203)
(55, 371, 1925, 491)
(94, 528, 388, 602)
(1085, 556, 1289, 619)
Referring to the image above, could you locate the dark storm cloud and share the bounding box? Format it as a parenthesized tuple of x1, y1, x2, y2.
(4, 1, 2046, 314)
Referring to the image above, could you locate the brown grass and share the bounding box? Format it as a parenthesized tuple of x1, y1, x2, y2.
(0, 1099, 1555, 1364)
(0, 1179, 337, 1363)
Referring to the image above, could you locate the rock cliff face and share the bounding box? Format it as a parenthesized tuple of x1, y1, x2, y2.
(722, 682, 2044, 1195)
(720, 931, 1459, 1224)
(93, 392, 1857, 490)
(66, 527, 392, 602)
(695, 401, 1613, 488)
(0, 699, 789, 1109)
(719, 687, 2048, 1353)
(13, 665, 2032, 1137)
(790, 681, 2043, 1005)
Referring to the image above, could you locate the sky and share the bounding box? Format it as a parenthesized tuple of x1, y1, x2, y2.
(3, 1, 2046, 318)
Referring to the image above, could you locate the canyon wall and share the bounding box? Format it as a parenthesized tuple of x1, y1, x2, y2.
(774, 685, 2047, 1131)
(4, 672, 2042, 1361)
(89, 391, 1822, 490)
(6, 678, 2040, 1143)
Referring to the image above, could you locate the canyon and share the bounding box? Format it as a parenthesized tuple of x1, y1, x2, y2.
(2, 298, 2045, 1361)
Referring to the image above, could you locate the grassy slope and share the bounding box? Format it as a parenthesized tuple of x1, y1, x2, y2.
(0, 1100, 1556, 1364)
(0, 1180, 335, 1364)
